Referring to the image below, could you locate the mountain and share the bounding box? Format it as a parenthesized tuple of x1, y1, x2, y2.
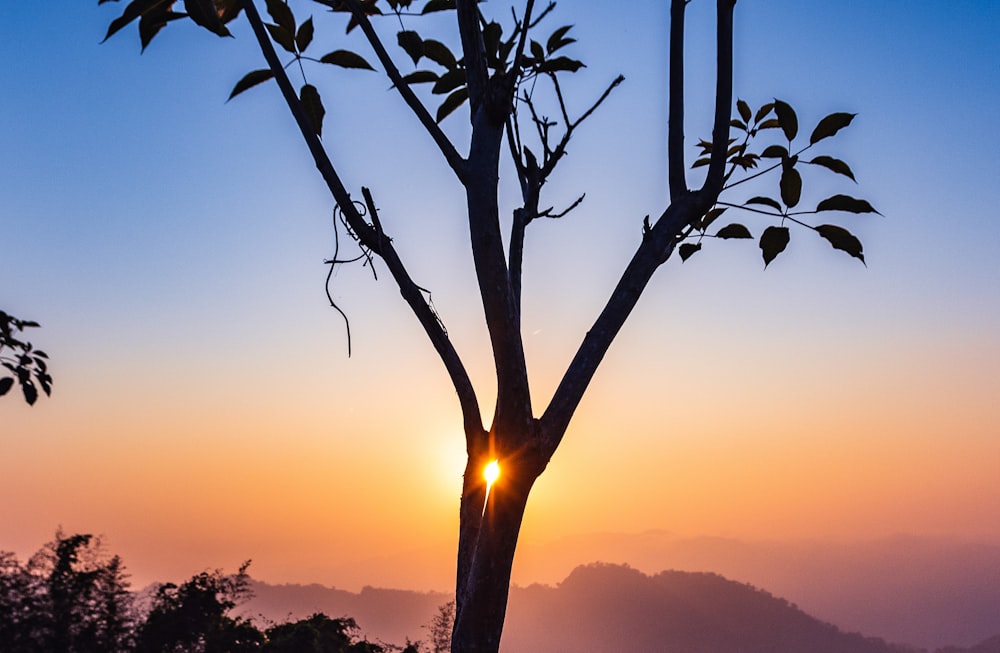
(241, 563, 978, 652)
(510, 532, 1000, 650)
(502, 563, 910, 653)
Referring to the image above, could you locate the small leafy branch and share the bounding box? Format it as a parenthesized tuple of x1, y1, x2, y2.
(0, 310, 52, 405)
(680, 99, 879, 267)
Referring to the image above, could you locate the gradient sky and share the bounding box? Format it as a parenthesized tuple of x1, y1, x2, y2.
(2, 2, 998, 592)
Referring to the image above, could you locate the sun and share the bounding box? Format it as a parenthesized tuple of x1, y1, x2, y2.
(482, 459, 501, 515)
(484, 459, 500, 489)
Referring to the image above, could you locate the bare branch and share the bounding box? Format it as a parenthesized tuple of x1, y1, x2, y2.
(568, 74, 624, 131)
(539, 192, 585, 219)
(509, 0, 536, 79)
(361, 187, 486, 437)
(668, 0, 688, 199)
(698, 0, 736, 202)
(540, 192, 705, 451)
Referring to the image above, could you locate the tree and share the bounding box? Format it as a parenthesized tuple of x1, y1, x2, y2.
(423, 601, 455, 653)
(135, 561, 263, 653)
(0, 309, 52, 405)
(99, 1, 876, 652)
(0, 532, 135, 653)
(264, 613, 386, 653)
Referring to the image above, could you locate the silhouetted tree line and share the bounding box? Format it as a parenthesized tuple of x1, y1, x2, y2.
(0, 533, 420, 653)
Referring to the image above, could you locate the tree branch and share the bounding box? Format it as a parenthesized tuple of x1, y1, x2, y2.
(241, 0, 483, 435)
(697, 0, 736, 203)
(314, 0, 468, 180)
(667, 0, 688, 200)
(456, 0, 489, 118)
(540, 193, 703, 450)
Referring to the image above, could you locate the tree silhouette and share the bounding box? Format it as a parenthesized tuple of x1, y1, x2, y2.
(135, 561, 262, 653)
(99, 1, 877, 651)
(0, 532, 134, 653)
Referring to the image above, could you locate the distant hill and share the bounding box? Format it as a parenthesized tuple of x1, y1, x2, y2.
(510, 532, 1000, 649)
(240, 563, 1000, 652)
(502, 563, 909, 653)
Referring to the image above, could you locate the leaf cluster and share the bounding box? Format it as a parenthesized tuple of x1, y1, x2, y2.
(0, 310, 52, 405)
(682, 99, 879, 267)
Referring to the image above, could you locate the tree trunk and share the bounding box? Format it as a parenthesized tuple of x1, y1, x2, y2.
(451, 437, 546, 653)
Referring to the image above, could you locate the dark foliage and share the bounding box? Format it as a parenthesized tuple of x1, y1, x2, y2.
(0, 309, 52, 405)
(1, 534, 389, 653)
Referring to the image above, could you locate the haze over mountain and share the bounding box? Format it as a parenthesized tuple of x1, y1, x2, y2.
(317, 532, 1000, 650)
(240, 563, 1000, 653)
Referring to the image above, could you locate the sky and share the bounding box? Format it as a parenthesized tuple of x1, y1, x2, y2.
(1, 1, 999, 595)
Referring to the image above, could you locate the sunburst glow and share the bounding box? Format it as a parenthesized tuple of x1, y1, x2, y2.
(484, 460, 500, 488)
(482, 460, 501, 515)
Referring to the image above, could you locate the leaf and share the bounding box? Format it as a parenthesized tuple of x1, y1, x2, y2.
(483, 21, 503, 68)
(536, 56, 585, 74)
(757, 118, 780, 130)
(184, 0, 231, 37)
(816, 194, 880, 214)
(807, 155, 856, 181)
(265, 0, 295, 36)
(432, 68, 466, 94)
(547, 25, 576, 54)
(228, 69, 275, 101)
(422, 39, 457, 70)
(737, 99, 752, 124)
(400, 70, 439, 85)
(216, 0, 242, 24)
(780, 165, 802, 208)
(530, 40, 545, 62)
(320, 50, 375, 70)
(679, 242, 702, 262)
(397, 30, 424, 66)
(436, 86, 468, 122)
(815, 224, 865, 264)
(300, 83, 325, 136)
(810, 112, 856, 144)
(103, 0, 173, 42)
(745, 196, 783, 212)
(266, 23, 296, 53)
(699, 206, 727, 231)
(22, 381, 38, 406)
(730, 119, 747, 131)
(422, 0, 456, 13)
(0, 377, 12, 396)
(716, 223, 753, 239)
(691, 157, 710, 168)
(138, 8, 186, 51)
(295, 16, 314, 53)
(754, 102, 774, 123)
(760, 144, 788, 159)
(760, 225, 790, 267)
(773, 99, 798, 141)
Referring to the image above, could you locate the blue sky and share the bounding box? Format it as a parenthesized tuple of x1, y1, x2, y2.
(2, 2, 999, 590)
